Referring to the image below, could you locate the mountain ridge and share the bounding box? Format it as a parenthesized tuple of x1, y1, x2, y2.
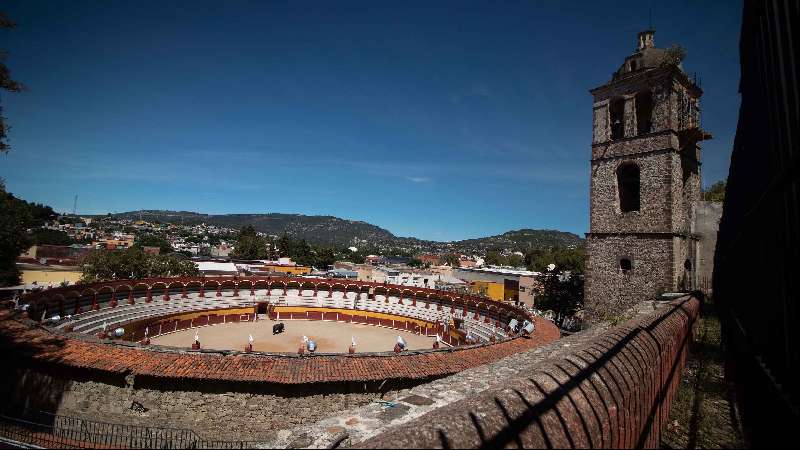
(107, 210, 584, 253)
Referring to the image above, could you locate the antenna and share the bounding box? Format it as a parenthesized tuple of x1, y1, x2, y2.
(72, 195, 78, 216)
(648, 7, 652, 30)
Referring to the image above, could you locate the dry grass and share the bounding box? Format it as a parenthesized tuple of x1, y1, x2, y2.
(661, 296, 747, 449)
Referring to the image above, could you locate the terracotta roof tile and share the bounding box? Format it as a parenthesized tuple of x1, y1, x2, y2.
(0, 310, 559, 385)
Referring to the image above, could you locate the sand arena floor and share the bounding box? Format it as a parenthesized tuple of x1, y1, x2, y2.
(151, 319, 436, 353)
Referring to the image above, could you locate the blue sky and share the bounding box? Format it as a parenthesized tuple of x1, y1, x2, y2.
(1, 0, 741, 241)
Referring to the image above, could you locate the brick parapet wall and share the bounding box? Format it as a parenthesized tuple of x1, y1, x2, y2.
(353, 294, 699, 449)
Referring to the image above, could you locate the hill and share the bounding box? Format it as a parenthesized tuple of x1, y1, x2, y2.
(109, 210, 583, 254)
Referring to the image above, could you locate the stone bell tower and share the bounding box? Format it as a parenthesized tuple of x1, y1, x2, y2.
(585, 30, 711, 318)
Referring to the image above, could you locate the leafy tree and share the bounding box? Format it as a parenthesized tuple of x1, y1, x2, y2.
(525, 246, 585, 274)
(407, 258, 424, 268)
(1, 12, 25, 153)
(232, 226, 269, 259)
(80, 247, 199, 282)
(536, 268, 584, 330)
(484, 251, 505, 266)
(507, 253, 525, 268)
(312, 246, 336, 270)
(0, 182, 57, 285)
(29, 228, 72, 246)
(440, 253, 461, 267)
(703, 180, 726, 203)
(135, 233, 173, 254)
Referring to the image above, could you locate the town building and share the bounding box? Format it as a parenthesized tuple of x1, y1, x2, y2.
(93, 233, 135, 250)
(194, 261, 239, 276)
(453, 266, 540, 307)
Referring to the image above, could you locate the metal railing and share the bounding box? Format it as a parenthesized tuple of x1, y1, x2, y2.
(0, 411, 258, 449)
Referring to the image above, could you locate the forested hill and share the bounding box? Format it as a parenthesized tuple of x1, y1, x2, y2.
(109, 210, 583, 253)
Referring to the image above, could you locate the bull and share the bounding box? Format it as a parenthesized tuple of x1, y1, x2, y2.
(272, 323, 285, 335)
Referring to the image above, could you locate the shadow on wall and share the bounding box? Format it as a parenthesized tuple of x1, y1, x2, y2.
(359, 294, 700, 449)
(0, 312, 71, 424)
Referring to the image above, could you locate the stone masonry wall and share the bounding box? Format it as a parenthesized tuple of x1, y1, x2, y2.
(695, 201, 722, 291)
(0, 367, 408, 443)
(585, 235, 674, 319)
(590, 151, 675, 234)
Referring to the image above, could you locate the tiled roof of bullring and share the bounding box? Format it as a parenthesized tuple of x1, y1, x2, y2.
(0, 310, 560, 384)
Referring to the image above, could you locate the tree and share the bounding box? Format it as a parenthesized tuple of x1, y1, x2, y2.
(0, 182, 57, 285)
(135, 233, 173, 254)
(29, 228, 72, 246)
(80, 247, 199, 282)
(1, 12, 25, 153)
(536, 268, 584, 330)
(312, 246, 336, 270)
(507, 253, 525, 268)
(407, 258, 424, 268)
(440, 253, 461, 267)
(231, 226, 269, 259)
(484, 251, 506, 266)
(525, 246, 585, 274)
(703, 180, 726, 203)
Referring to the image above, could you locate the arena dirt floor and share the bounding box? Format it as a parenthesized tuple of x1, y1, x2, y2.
(151, 319, 436, 353)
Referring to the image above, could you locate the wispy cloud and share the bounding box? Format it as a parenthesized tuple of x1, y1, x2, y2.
(407, 176, 431, 183)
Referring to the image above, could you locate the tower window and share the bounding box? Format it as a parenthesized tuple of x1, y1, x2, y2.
(620, 258, 633, 272)
(635, 90, 653, 135)
(684, 259, 692, 271)
(610, 97, 625, 140)
(617, 162, 641, 212)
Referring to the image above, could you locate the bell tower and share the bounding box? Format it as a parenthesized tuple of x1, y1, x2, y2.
(585, 30, 711, 318)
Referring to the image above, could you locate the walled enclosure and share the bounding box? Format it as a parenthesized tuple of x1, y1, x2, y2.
(2, 290, 699, 448)
(1, 276, 559, 442)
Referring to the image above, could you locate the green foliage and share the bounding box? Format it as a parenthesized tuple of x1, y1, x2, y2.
(80, 247, 199, 282)
(29, 228, 72, 246)
(484, 250, 505, 266)
(232, 226, 270, 259)
(407, 258, 425, 268)
(536, 269, 584, 329)
(440, 253, 460, 267)
(1, 12, 25, 154)
(0, 182, 57, 286)
(662, 44, 687, 66)
(339, 248, 366, 264)
(703, 180, 726, 203)
(134, 233, 173, 254)
(525, 246, 585, 273)
(507, 253, 524, 267)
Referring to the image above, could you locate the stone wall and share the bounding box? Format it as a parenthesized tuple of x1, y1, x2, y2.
(0, 367, 391, 442)
(590, 150, 675, 234)
(585, 235, 674, 318)
(695, 201, 722, 291)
